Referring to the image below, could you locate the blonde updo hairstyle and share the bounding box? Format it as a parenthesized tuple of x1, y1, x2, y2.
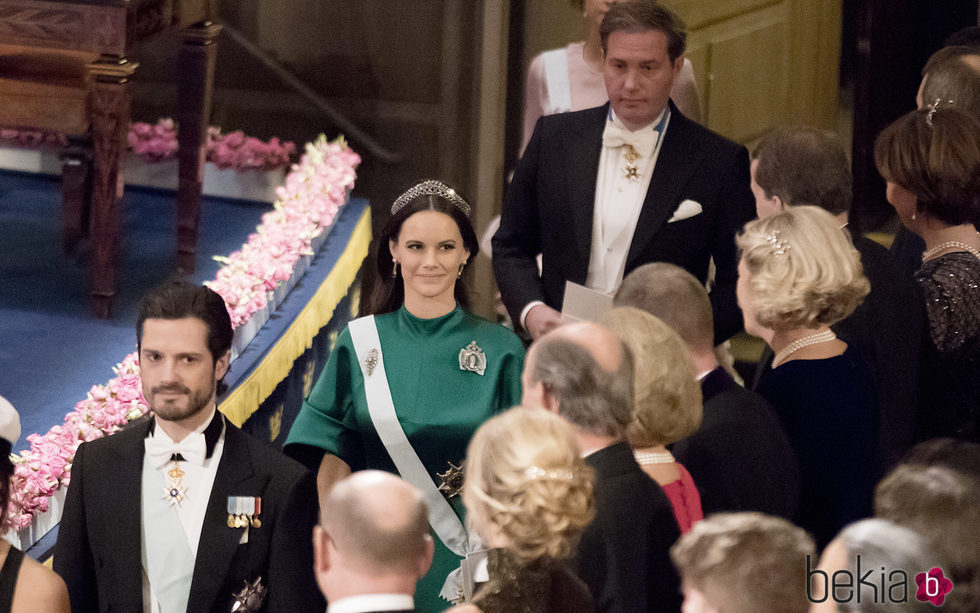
(599, 307, 702, 448)
(736, 205, 869, 330)
(464, 407, 595, 565)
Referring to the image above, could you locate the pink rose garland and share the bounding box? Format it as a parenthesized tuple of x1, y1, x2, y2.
(3, 135, 359, 534)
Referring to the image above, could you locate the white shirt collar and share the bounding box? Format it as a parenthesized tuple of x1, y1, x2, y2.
(327, 593, 415, 613)
(150, 405, 218, 443)
(607, 106, 667, 133)
(696, 368, 716, 382)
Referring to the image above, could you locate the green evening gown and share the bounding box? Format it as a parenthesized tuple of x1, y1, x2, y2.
(285, 304, 525, 612)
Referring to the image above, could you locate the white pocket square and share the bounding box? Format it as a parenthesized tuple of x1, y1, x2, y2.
(668, 199, 703, 223)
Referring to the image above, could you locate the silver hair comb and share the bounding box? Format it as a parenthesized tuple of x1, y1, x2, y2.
(926, 97, 955, 127)
(765, 230, 791, 256)
(524, 466, 575, 480)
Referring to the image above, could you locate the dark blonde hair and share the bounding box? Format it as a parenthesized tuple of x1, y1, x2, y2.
(600, 0, 686, 62)
(615, 263, 715, 355)
(737, 206, 869, 329)
(671, 512, 815, 613)
(464, 408, 595, 565)
(875, 463, 980, 613)
(752, 125, 853, 215)
(600, 307, 702, 447)
(874, 107, 980, 227)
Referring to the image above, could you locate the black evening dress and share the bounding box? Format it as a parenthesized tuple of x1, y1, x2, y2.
(915, 252, 980, 441)
(0, 546, 24, 612)
(472, 549, 594, 613)
(756, 347, 879, 548)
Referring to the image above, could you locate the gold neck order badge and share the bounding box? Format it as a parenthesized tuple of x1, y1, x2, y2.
(163, 458, 189, 508)
(623, 145, 641, 182)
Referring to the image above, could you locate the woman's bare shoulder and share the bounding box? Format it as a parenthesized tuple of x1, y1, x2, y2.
(12, 556, 70, 613)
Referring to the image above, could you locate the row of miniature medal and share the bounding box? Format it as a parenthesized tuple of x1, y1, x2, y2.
(162, 454, 267, 611)
(155, 339, 482, 608)
(163, 457, 262, 529)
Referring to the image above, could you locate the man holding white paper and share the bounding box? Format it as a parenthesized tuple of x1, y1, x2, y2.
(493, 1, 753, 341)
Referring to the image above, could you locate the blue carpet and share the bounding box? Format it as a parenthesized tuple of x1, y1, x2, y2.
(0, 169, 272, 451)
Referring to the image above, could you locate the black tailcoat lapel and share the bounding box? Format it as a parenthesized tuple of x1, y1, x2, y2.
(626, 101, 706, 267)
(187, 424, 266, 612)
(562, 104, 606, 283)
(107, 417, 152, 609)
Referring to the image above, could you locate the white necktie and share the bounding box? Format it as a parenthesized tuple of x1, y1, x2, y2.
(144, 432, 206, 468)
(601, 120, 658, 153)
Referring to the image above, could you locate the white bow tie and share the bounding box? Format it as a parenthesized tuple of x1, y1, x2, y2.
(145, 432, 206, 468)
(602, 120, 658, 153)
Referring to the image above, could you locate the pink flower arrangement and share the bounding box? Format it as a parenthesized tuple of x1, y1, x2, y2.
(3, 119, 296, 172)
(207, 135, 360, 326)
(127, 118, 178, 161)
(3, 135, 360, 535)
(5, 354, 147, 531)
(0, 129, 67, 148)
(207, 127, 296, 172)
(127, 119, 297, 171)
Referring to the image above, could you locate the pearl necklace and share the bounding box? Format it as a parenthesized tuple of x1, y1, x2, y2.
(771, 330, 837, 368)
(634, 450, 674, 465)
(921, 238, 980, 262)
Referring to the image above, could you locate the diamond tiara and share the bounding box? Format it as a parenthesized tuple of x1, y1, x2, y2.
(391, 179, 471, 216)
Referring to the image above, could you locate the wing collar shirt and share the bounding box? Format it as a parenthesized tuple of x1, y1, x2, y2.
(141, 408, 225, 612)
(586, 107, 670, 295)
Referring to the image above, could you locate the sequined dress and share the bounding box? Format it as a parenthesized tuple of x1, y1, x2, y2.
(472, 549, 594, 613)
(915, 252, 980, 440)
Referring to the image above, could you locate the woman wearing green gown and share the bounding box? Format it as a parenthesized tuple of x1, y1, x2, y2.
(285, 180, 525, 612)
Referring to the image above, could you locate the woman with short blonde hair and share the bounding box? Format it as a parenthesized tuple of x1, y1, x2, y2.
(736, 205, 869, 332)
(738, 206, 878, 548)
(600, 306, 704, 532)
(455, 407, 595, 613)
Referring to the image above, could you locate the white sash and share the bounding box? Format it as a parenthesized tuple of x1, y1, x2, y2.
(348, 316, 475, 600)
(542, 48, 571, 114)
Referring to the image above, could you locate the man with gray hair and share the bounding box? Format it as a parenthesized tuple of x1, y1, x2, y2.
(616, 262, 799, 518)
(811, 519, 947, 613)
(522, 321, 681, 613)
(314, 471, 433, 613)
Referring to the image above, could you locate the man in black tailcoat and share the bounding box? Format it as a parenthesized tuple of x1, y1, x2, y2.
(493, 1, 753, 344)
(54, 281, 323, 612)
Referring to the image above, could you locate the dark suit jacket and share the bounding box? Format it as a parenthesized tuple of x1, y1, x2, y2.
(54, 415, 324, 613)
(493, 101, 754, 342)
(752, 235, 924, 470)
(670, 368, 799, 518)
(575, 441, 681, 613)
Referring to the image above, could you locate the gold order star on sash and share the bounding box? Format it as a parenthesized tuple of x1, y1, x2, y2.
(437, 461, 465, 499)
(624, 144, 641, 182)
